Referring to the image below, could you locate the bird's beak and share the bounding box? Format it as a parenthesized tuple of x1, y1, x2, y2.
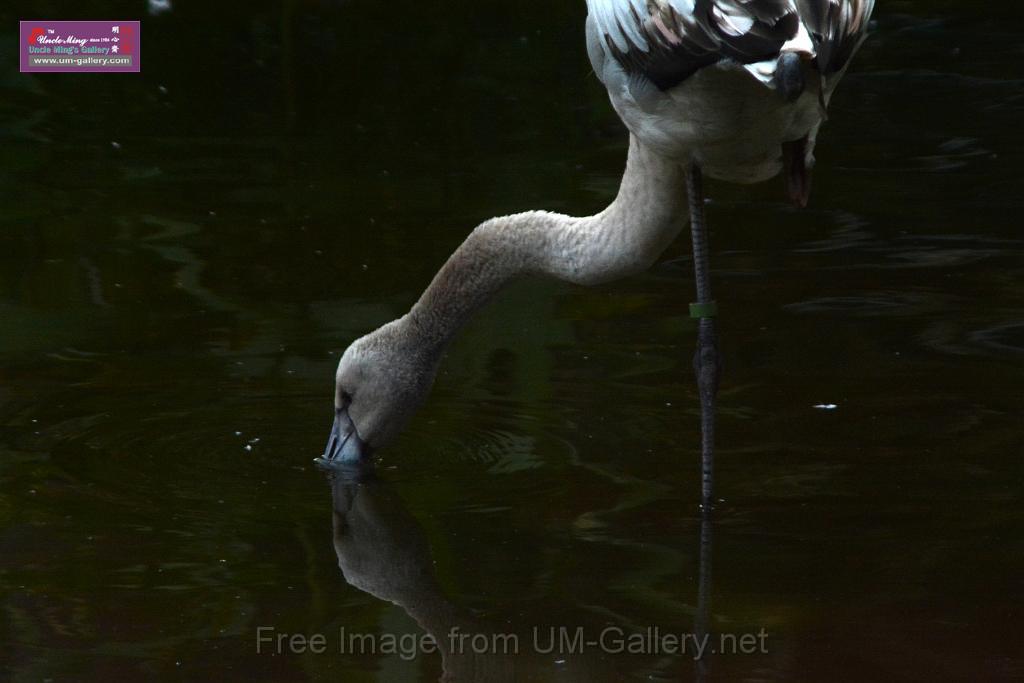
(323, 407, 372, 463)
(782, 136, 812, 209)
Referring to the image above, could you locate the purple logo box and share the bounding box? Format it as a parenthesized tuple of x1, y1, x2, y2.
(20, 21, 141, 73)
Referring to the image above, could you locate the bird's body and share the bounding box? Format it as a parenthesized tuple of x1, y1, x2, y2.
(586, 0, 874, 192)
(598, 55, 823, 184)
(326, 0, 876, 487)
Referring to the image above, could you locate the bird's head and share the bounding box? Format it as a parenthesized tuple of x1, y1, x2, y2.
(324, 319, 439, 463)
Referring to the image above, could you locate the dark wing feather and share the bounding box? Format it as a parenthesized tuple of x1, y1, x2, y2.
(593, 0, 800, 91)
(796, 0, 875, 74)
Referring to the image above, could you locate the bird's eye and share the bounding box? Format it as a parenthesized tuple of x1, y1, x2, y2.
(341, 391, 353, 406)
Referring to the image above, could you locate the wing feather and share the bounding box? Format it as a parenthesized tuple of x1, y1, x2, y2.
(587, 0, 800, 90)
(587, 0, 874, 89)
(795, 0, 875, 74)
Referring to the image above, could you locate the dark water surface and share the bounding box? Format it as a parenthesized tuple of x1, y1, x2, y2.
(2, 2, 1023, 681)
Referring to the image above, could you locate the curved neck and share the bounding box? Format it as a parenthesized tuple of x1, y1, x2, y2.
(401, 135, 688, 354)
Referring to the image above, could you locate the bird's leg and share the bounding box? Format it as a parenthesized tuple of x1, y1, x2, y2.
(687, 163, 721, 510)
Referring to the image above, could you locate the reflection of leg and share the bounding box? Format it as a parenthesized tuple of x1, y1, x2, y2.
(687, 164, 721, 509)
(695, 509, 714, 681)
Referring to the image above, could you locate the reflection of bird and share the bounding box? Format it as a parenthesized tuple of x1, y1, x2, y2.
(326, 1, 875, 504)
(327, 466, 614, 681)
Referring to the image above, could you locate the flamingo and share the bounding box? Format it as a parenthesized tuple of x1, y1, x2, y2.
(324, 0, 876, 507)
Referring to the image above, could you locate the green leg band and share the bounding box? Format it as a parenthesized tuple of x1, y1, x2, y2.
(689, 301, 719, 319)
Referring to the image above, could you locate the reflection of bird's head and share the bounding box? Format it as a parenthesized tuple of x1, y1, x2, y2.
(326, 319, 440, 462)
(324, 467, 615, 682)
(328, 466, 444, 607)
